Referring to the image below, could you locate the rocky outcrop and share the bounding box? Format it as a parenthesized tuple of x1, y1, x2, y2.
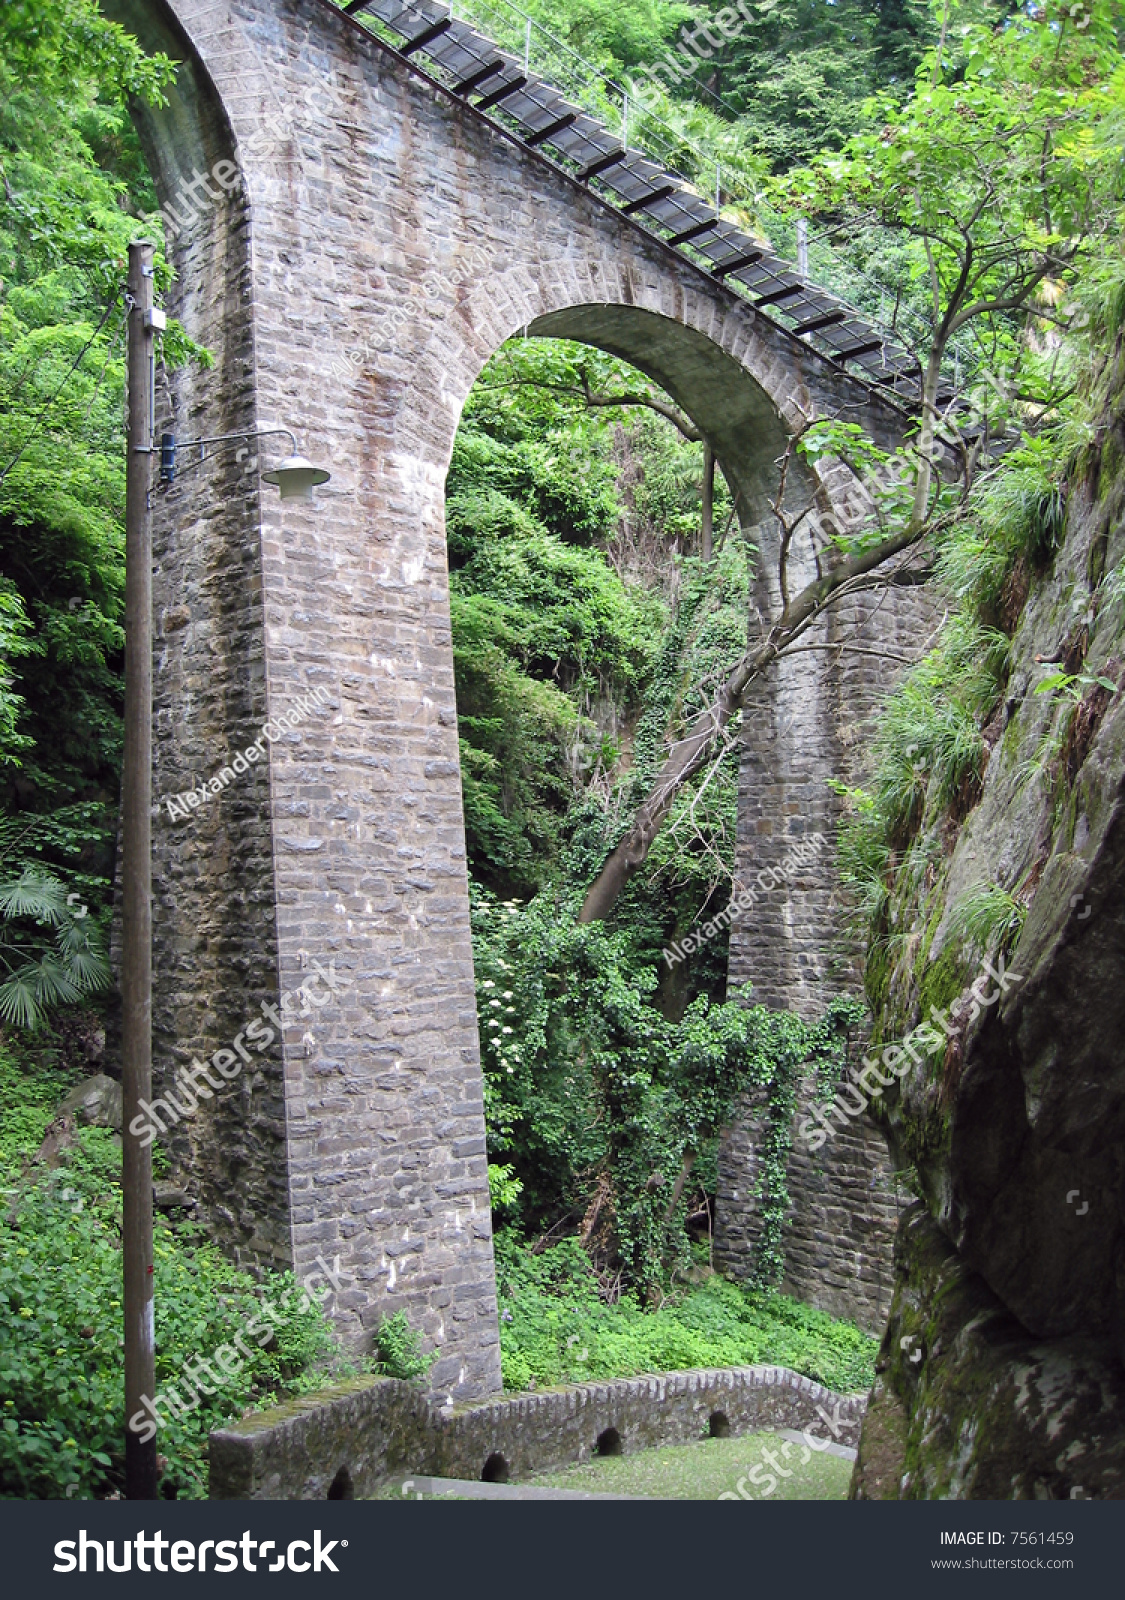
(852, 342, 1125, 1496)
(852, 1206, 1125, 1499)
(57, 1074, 123, 1132)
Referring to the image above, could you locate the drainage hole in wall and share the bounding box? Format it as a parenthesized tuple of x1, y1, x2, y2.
(709, 1412, 731, 1439)
(327, 1466, 354, 1500)
(595, 1428, 623, 1457)
(482, 1452, 510, 1483)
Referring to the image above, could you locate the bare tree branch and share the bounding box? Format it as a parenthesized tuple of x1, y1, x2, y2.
(577, 514, 930, 923)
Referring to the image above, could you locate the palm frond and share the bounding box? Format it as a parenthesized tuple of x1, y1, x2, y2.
(0, 869, 70, 924)
(30, 953, 86, 1007)
(0, 948, 98, 1027)
(0, 971, 43, 1028)
(55, 935, 111, 993)
(0, 870, 112, 1028)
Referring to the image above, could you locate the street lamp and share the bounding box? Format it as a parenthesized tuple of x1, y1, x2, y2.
(263, 455, 332, 501)
(158, 427, 331, 500)
(120, 241, 329, 1500)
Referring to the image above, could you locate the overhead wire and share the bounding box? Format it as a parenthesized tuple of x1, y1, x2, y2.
(0, 291, 122, 485)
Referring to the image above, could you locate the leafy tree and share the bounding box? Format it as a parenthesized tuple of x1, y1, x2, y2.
(0, 0, 193, 917)
(789, 0, 1125, 522)
(713, 0, 889, 169)
(575, 0, 1125, 924)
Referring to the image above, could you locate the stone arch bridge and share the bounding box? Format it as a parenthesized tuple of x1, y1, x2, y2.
(105, 0, 929, 1399)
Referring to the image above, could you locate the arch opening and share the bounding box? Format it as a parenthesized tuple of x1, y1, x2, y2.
(595, 1427, 623, 1457)
(526, 305, 791, 520)
(446, 328, 779, 1271)
(482, 1452, 510, 1483)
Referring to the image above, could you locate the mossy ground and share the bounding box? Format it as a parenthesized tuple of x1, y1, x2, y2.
(529, 1431, 853, 1499)
(373, 1431, 854, 1499)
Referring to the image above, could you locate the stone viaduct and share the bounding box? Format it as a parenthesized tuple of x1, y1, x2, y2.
(105, 0, 926, 1398)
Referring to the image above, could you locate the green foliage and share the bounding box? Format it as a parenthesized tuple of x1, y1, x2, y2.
(789, 1, 1124, 290)
(849, 614, 1009, 862)
(488, 1161, 524, 1213)
(717, 0, 935, 170)
(473, 884, 862, 1291)
(1034, 669, 1120, 702)
(938, 445, 1070, 626)
(0, 1028, 83, 1178)
(0, 582, 34, 768)
(0, 868, 110, 1028)
(831, 781, 891, 929)
(448, 341, 670, 895)
(0, 0, 204, 890)
(448, 335, 749, 925)
(835, 610, 1011, 1004)
(494, 1234, 877, 1394)
(0, 0, 174, 118)
(372, 1311, 435, 1383)
(785, 0, 1125, 485)
(944, 882, 1027, 961)
(0, 1037, 350, 1499)
(462, 0, 695, 80)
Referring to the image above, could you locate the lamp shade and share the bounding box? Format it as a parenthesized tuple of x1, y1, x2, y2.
(262, 454, 331, 501)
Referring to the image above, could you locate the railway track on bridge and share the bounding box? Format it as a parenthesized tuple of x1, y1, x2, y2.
(341, 0, 935, 415)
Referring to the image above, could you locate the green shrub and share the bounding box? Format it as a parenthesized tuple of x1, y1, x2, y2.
(0, 1036, 352, 1500)
(494, 1235, 877, 1396)
(473, 887, 862, 1294)
(0, 869, 111, 1030)
(937, 446, 1067, 626)
(0, 1154, 348, 1498)
(944, 882, 1027, 961)
(372, 1311, 434, 1383)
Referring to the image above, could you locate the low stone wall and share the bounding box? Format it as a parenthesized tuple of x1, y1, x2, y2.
(210, 1366, 866, 1499)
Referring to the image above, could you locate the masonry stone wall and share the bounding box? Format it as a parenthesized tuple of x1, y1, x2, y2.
(209, 1365, 867, 1499)
(716, 565, 939, 1329)
(105, 0, 916, 1400)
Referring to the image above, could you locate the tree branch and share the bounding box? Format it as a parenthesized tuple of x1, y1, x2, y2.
(577, 517, 929, 923)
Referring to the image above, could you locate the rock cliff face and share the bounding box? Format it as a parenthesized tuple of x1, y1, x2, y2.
(854, 1206, 1125, 1499)
(851, 337, 1125, 1498)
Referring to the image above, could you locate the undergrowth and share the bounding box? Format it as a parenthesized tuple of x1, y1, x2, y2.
(0, 1034, 356, 1500)
(494, 1234, 877, 1397)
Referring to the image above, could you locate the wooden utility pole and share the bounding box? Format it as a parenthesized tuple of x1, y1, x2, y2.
(701, 443, 715, 563)
(122, 240, 157, 1500)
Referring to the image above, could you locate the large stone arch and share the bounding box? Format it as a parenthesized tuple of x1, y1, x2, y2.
(99, 0, 921, 1397)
